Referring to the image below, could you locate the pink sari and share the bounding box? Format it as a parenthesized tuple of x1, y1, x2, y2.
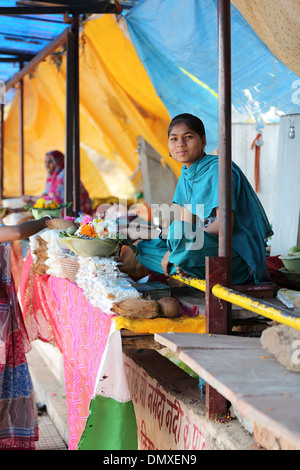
(43, 150, 92, 214)
(0, 241, 38, 449)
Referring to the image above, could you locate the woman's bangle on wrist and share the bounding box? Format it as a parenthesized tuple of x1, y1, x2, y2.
(44, 215, 52, 220)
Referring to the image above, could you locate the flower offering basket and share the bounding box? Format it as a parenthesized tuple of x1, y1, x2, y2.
(59, 237, 119, 257)
(279, 256, 300, 272)
(25, 201, 72, 220)
(31, 207, 64, 220)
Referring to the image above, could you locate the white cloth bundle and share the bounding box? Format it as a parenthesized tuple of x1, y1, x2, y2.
(75, 256, 140, 313)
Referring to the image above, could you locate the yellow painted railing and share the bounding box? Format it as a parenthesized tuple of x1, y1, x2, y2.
(171, 275, 300, 331)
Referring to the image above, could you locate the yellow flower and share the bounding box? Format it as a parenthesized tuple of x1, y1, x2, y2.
(34, 198, 46, 208)
(33, 198, 59, 209)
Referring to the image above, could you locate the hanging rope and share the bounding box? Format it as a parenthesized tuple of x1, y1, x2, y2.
(251, 132, 263, 193)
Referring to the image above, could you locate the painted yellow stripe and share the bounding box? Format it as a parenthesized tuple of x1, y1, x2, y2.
(171, 275, 300, 331)
(212, 284, 300, 331)
(171, 274, 206, 292)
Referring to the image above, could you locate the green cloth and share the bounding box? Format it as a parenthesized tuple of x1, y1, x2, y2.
(136, 221, 250, 285)
(78, 396, 138, 450)
(137, 154, 272, 284)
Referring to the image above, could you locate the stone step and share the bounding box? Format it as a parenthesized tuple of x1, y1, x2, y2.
(155, 332, 300, 450)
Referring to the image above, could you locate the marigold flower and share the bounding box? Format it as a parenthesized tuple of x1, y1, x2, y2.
(80, 224, 97, 238)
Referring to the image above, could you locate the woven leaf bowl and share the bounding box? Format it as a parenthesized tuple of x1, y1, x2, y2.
(279, 256, 300, 272)
(31, 207, 64, 220)
(59, 237, 119, 257)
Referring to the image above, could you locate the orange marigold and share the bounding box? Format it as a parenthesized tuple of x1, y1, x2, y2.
(80, 224, 97, 238)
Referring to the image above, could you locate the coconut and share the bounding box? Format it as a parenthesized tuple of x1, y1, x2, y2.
(17, 214, 34, 224)
(157, 297, 181, 318)
(46, 218, 77, 230)
(112, 298, 159, 319)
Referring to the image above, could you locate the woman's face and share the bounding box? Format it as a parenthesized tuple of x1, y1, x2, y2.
(45, 154, 56, 176)
(168, 122, 206, 168)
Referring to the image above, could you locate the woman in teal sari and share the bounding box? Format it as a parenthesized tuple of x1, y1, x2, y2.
(135, 113, 272, 286)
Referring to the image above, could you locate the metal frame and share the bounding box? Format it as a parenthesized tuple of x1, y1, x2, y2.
(203, 0, 232, 420)
(0, 0, 254, 422)
(65, 15, 80, 216)
(1, 1, 122, 202)
(0, 1, 121, 15)
(19, 62, 24, 196)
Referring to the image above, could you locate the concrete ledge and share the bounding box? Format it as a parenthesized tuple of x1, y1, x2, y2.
(123, 349, 258, 450)
(155, 332, 300, 450)
(26, 341, 70, 446)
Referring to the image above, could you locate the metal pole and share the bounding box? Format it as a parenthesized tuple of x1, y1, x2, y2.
(217, 0, 232, 333)
(171, 273, 300, 332)
(65, 17, 80, 217)
(19, 62, 24, 197)
(72, 15, 80, 215)
(204, 0, 233, 419)
(218, 0, 232, 277)
(0, 103, 4, 200)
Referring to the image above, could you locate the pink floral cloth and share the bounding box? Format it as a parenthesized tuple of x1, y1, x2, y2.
(0, 242, 38, 449)
(20, 253, 114, 450)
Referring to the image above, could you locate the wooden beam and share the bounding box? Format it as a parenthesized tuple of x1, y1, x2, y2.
(0, 55, 34, 63)
(5, 27, 68, 91)
(0, 2, 121, 15)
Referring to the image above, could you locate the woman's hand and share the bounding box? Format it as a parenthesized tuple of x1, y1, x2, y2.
(0, 216, 50, 243)
(174, 264, 189, 278)
(161, 250, 171, 277)
(22, 195, 37, 204)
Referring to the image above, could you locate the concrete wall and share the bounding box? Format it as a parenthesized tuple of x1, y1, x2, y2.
(29, 339, 258, 450)
(123, 349, 257, 451)
(232, 122, 279, 226)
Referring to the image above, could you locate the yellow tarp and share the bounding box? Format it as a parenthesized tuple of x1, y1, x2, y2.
(113, 313, 206, 334)
(3, 15, 182, 200)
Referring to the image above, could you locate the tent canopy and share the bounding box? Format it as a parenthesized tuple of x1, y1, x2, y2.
(1, 0, 300, 199)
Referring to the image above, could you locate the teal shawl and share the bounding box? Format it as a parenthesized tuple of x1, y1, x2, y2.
(173, 154, 273, 282)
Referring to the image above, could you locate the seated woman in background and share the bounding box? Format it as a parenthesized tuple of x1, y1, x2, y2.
(24, 150, 92, 214)
(124, 113, 272, 286)
(0, 215, 54, 449)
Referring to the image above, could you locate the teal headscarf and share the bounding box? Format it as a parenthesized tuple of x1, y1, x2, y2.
(173, 154, 273, 282)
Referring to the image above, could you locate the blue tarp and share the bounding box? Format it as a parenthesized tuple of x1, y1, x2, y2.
(0, 0, 67, 97)
(126, 0, 300, 151)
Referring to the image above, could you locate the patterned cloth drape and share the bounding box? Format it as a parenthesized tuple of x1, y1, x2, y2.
(0, 242, 38, 450)
(19, 252, 114, 450)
